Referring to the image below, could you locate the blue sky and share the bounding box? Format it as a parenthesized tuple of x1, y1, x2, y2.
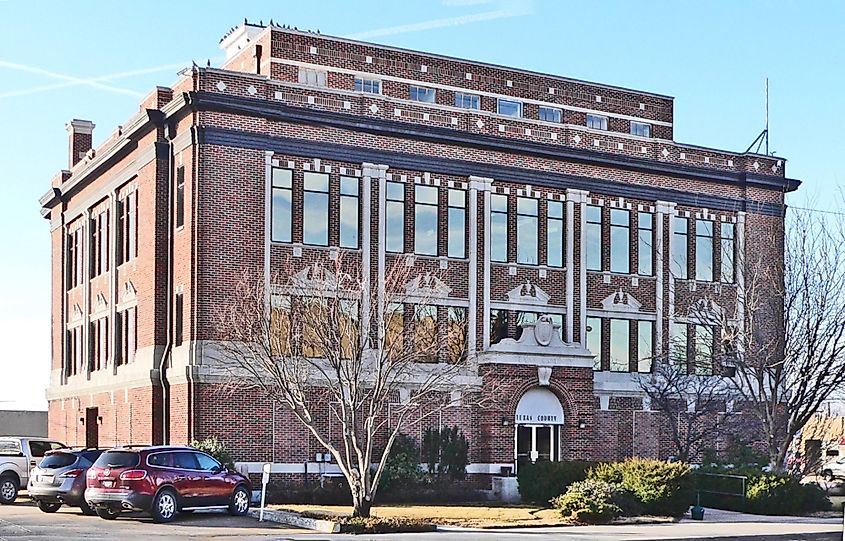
(1, 0, 842, 410)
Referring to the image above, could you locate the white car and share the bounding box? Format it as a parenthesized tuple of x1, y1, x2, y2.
(0, 437, 66, 504)
(819, 456, 845, 482)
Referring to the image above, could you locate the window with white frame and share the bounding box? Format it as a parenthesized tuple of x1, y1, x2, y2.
(447, 189, 466, 258)
(354, 77, 380, 94)
(116, 191, 137, 265)
(89, 316, 109, 372)
(409, 85, 436, 103)
(609, 319, 630, 372)
(630, 121, 651, 137)
(547, 200, 564, 267)
(587, 316, 602, 371)
(90, 209, 109, 278)
(586, 205, 603, 271)
(610, 209, 630, 274)
(116, 306, 137, 366)
(339, 176, 360, 249)
(671, 216, 688, 279)
(66, 226, 84, 289)
(271, 168, 292, 242)
(586, 114, 608, 130)
(385, 182, 405, 253)
(638, 320, 654, 373)
(637, 212, 653, 276)
(497, 98, 522, 118)
(299, 67, 327, 87)
(414, 185, 439, 256)
(516, 197, 538, 265)
(490, 194, 508, 262)
(694, 325, 714, 375)
(695, 220, 714, 281)
(455, 92, 479, 109)
(538, 106, 561, 123)
(303, 172, 329, 246)
(721, 223, 735, 283)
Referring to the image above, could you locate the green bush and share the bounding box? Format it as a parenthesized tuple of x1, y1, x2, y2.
(335, 516, 436, 534)
(745, 474, 830, 515)
(421, 426, 469, 480)
(379, 434, 425, 492)
(517, 460, 596, 504)
(551, 479, 636, 523)
(589, 458, 693, 517)
(190, 436, 234, 469)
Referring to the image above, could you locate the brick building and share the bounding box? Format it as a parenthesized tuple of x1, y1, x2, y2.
(40, 21, 799, 484)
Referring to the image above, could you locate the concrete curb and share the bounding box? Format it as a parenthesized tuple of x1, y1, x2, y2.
(247, 508, 340, 533)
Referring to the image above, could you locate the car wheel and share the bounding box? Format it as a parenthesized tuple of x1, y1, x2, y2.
(228, 485, 249, 516)
(151, 489, 178, 523)
(79, 499, 96, 516)
(824, 470, 835, 482)
(95, 507, 120, 520)
(37, 500, 62, 513)
(0, 475, 18, 505)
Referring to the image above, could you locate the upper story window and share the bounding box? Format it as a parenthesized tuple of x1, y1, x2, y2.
(694, 325, 714, 375)
(586, 205, 603, 271)
(66, 227, 84, 289)
(409, 85, 436, 103)
(174, 292, 184, 346)
(637, 212, 653, 276)
(516, 197, 538, 265)
(115, 306, 137, 366)
(638, 320, 654, 373)
(447, 189, 466, 258)
(414, 185, 439, 256)
(547, 201, 564, 268)
(721, 223, 736, 284)
(89, 316, 109, 372)
(413, 304, 437, 360)
(695, 220, 714, 281)
(175, 166, 185, 229)
(303, 172, 330, 246)
(90, 210, 109, 278)
(671, 216, 688, 279)
(630, 121, 651, 137)
(271, 168, 293, 243)
(455, 92, 480, 110)
(490, 194, 509, 262)
(340, 177, 360, 249)
(670, 323, 688, 372)
(586, 114, 608, 130)
(609, 319, 630, 372)
(117, 191, 137, 266)
(538, 106, 561, 123)
(354, 77, 381, 94)
(299, 67, 327, 87)
(497, 98, 522, 118)
(609, 209, 630, 274)
(65, 325, 83, 378)
(587, 316, 602, 371)
(385, 181, 405, 253)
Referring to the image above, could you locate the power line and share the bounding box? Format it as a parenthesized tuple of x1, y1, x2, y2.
(789, 205, 845, 217)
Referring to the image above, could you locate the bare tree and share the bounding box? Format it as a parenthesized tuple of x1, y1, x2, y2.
(214, 253, 471, 517)
(722, 209, 845, 471)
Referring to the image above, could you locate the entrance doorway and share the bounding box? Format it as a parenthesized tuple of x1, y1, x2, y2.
(514, 387, 564, 471)
(85, 407, 99, 448)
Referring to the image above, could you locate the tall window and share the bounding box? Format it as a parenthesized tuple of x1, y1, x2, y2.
(671, 217, 688, 279)
(694, 325, 714, 375)
(490, 309, 509, 345)
(587, 114, 608, 130)
(630, 121, 651, 137)
(586, 205, 603, 271)
(90, 210, 109, 278)
(670, 323, 688, 372)
(414, 305, 437, 360)
(269, 295, 291, 357)
(354, 77, 380, 93)
(384, 303, 404, 356)
(89, 316, 109, 372)
(721, 223, 736, 283)
(455, 92, 479, 109)
(175, 166, 185, 229)
(66, 227, 84, 289)
(117, 192, 137, 265)
(385, 182, 405, 253)
(303, 172, 329, 246)
(298, 67, 326, 87)
(339, 176, 360, 248)
(490, 194, 508, 262)
(447, 189, 466, 258)
(65, 326, 83, 377)
(414, 185, 439, 256)
(271, 168, 292, 242)
(516, 197, 538, 265)
(175, 293, 184, 347)
(538, 106, 561, 123)
(115, 307, 137, 366)
(447, 307, 467, 363)
(586, 317, 602, 371)
(695, 220, 714, 281)
(409, 85, 436, 103)
(638, 320, 654, 373)
(610, 209, 630, 274)
(638, 212, 653, 276)
(609, 319, 630, 372)
(547, 201, 564, 267)
(497, 99, 522, 118)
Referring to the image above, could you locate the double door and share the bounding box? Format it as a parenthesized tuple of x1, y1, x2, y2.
(515, 424, 559, 470)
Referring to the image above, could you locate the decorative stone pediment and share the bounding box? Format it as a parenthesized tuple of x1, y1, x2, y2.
(506, 280, 550, 305)
(289, 266, 341, 291)
(490, 314, 565, 352)
(95, 293, 108, 312)
(70, 304, 83, 323)
(600, 289, 641, 313)
(122, 281, 137, 303)
(405, 273, 451, 299)
(688, 298, 723, 324)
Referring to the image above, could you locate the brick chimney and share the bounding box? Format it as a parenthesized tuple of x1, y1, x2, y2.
(66, 119, 95, 168)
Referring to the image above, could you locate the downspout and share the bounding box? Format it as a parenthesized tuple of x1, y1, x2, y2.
(158, 119, 176, 445)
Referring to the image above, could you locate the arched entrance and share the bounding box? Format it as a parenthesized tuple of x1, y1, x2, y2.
(514, 387, 564, 470)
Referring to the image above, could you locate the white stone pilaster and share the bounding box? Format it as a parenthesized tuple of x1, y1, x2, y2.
(578, 193, 588, 345)
(109, 192, 118, 375)
(467, 176, 490, 354)
(264, 152, 273, 318)
(83, 208, 91, 379)
(474, 176, 494, 350)
(566, 189, 588, 344)
(736, 211, 746, 344)
(655, 201, 675, 355)
(364, 163, 389, 345)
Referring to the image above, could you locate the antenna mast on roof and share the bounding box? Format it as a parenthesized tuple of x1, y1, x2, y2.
(745, 78, 769, 155)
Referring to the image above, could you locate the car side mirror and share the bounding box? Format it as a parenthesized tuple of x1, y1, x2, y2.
(212, 464, 224, 474)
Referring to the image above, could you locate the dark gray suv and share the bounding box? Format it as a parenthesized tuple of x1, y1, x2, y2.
(28, 448, 105, 514)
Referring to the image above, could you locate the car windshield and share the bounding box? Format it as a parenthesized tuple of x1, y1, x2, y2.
(39, 452, 77, 469)
(0, 439, 21, 456)
(94, 451, 140, 468)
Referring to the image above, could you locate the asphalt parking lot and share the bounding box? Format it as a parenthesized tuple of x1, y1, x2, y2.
(0, 499, 302, 540)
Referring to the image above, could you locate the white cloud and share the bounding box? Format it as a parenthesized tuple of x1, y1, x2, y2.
(348, 5, 533, 40)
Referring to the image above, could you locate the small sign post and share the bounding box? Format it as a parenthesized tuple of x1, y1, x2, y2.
(259, 463, 271, 522)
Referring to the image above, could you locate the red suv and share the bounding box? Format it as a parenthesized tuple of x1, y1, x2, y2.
(85, 446, 251, 523)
